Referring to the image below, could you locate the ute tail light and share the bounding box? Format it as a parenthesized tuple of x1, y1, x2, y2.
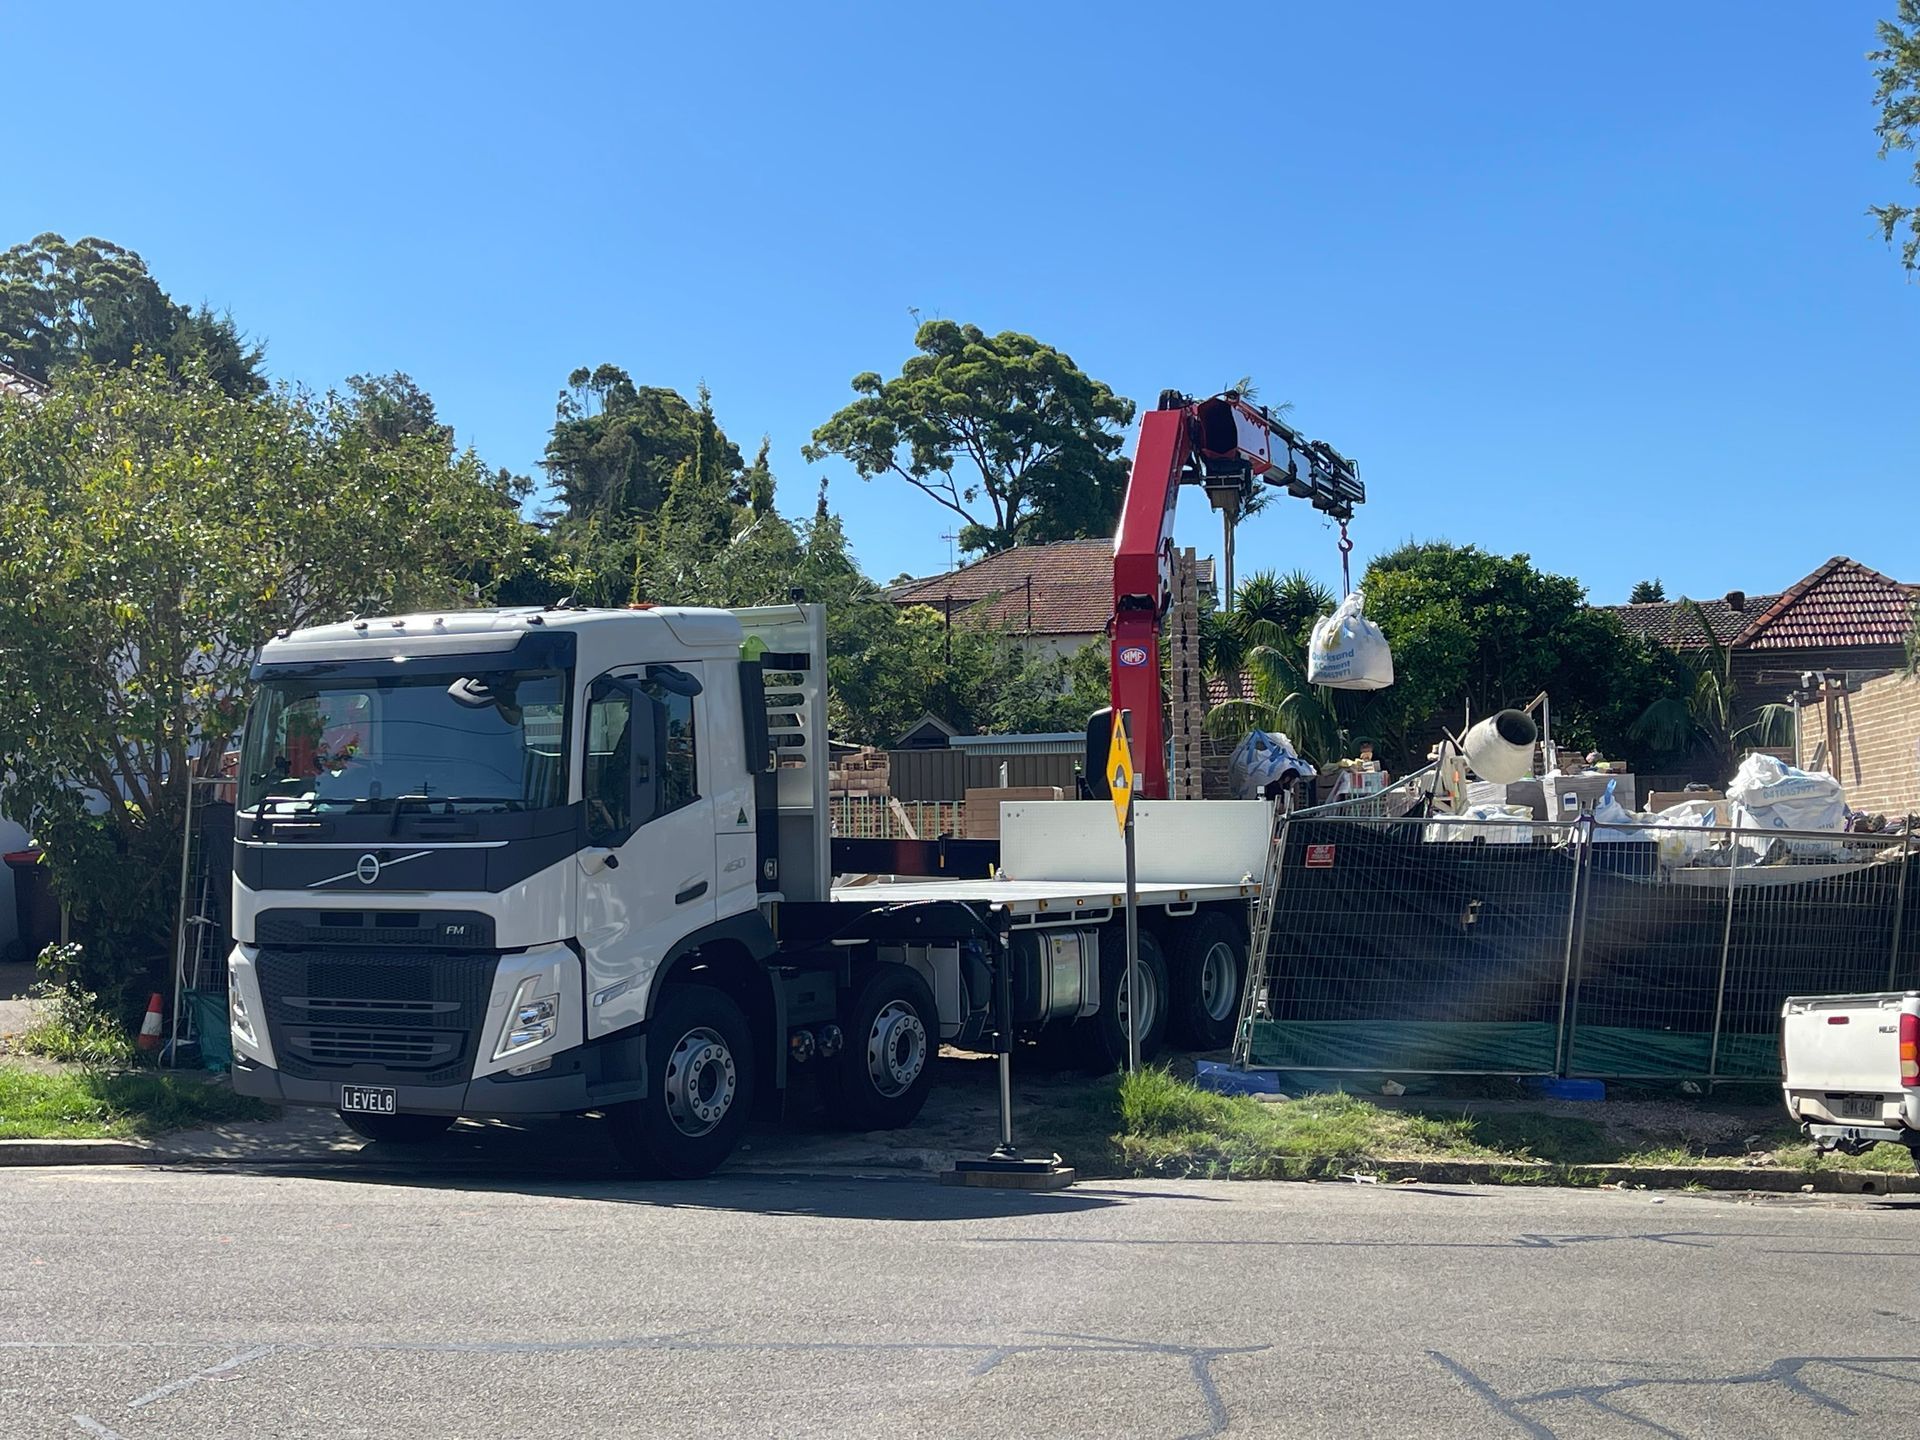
(1900, 1011, 1919, 1088)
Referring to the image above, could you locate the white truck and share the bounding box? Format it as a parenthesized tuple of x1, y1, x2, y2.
(227, 602, 1267, 1176)
(1780, 991, 1920, 1170)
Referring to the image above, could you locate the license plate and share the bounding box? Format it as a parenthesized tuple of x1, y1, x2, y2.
(340, 1085, 398, 1115)
(1833, 1095, 1879, 1121)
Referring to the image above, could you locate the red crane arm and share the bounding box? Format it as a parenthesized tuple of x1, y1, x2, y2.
(1108, 392, 1363, 799)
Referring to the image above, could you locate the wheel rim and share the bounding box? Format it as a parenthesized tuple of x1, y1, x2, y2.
(663, 1025, 737, 1137)
(1117, 958, 1161, 1040)
(1199, 940, 1240, 1023)
(866, 1000, 927, 1098)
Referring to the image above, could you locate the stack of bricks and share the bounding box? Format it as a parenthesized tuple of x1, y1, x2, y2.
(829, 746, 889, 796)
(1167, 548, 1205, 800)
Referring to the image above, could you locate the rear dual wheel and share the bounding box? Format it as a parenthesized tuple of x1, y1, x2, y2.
(821, 965, 938, 1131)
(1079, 927, 1170, 1071)
(1165, 911, 1249, 1052)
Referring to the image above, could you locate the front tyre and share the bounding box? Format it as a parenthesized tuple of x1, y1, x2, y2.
(338, 1111, 455, 1144)
(610, 985, 755, 1179)
(821, 965, 938, 1131)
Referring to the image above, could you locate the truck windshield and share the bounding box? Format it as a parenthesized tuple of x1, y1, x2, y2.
(239, 669, 568, 814)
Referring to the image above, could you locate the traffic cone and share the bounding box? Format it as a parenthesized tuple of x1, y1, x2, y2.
(137, 993, 164, 1052)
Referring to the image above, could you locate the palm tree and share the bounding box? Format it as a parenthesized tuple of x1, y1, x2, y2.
(1202, 569, 1366, 767)
(1631, 599, 1793, 777)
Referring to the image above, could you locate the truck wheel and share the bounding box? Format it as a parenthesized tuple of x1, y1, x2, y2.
(1080, 927, 1170, 1072)
(822, 965, 938, 1130)
(610, 984, 755, 1179)
(1165, 911, 1249, 1051)
(338, 1111, 455, 1144)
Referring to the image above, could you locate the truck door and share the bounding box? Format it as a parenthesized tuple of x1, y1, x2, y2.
(577, 663, 717, 1039)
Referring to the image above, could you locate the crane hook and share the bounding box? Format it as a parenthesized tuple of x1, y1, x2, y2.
(1337, 519, 1354, 595)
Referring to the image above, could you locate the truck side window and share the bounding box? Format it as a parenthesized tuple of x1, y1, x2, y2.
(584, 689, 632, 839)
(643, 681, 698, 815)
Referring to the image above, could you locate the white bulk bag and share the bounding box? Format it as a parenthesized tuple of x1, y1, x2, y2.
(1307, 591, 1394, 691)
(1228, 730, 1317, 800)
(1725, 753, 1846, 834)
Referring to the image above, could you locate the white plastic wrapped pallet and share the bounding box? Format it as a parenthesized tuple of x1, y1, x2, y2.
(1307, 591, 1394, 690)
(1228, 730, 1317, 800)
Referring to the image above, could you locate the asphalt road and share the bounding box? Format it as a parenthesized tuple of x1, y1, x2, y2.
(5, 1165, 1920, 1439)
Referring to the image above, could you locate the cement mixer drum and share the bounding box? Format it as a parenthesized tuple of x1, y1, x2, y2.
(1462, 710, 1539, 784)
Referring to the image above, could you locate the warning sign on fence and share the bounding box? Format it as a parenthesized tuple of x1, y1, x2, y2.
(1304, 843, 1337, 869)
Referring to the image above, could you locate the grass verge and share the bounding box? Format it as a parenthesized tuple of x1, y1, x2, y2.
(0, 1065, 274, 1140)
(1033, 1068, 1918, 1184)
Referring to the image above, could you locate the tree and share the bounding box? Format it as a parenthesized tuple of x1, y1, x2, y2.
(1345, 542, 1673, 771)
(543, 367, 744, 524)
(804, 320, 1136, 555)
(1203, 570, 1359, 767)
(0, 360, 531, 1000)
(1629, 578, 1667, 603)
(0, 233, 265, 396)
(1631, 602, 1794, 779)
(1871, 1, 1920, 271)
(542, 370, 752, 605)
(343, 371, 452, 448)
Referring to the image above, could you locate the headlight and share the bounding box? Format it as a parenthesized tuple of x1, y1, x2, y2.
(494, 978, 559, 1060)
(230, 980, 257, 1049)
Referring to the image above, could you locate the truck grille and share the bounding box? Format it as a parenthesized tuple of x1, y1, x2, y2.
(283, 1027, 462, 1068)
(257, 948, 498, 1086)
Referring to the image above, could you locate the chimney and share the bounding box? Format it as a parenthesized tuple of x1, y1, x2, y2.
(1724, 590, 1747, 612)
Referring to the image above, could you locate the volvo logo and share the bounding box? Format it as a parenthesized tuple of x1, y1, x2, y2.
(307, 849, 433, 890)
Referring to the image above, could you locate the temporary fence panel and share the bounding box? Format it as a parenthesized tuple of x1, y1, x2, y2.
(1245, 814, 1581, 1076)
(1241, 809, 1920, 1083)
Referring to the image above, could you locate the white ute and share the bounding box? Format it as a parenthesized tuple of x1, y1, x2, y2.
(1780, 991, 1920, 1169)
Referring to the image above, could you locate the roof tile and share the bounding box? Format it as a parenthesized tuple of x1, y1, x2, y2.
(890, 539, 1115, 636)
(1737, 557, 1918, 651)
(1607, 595, 1777, 647)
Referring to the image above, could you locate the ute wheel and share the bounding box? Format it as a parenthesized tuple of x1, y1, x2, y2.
(609, 985, 755, 1179)
(1080, 926, 1170, 1072)
(339, 1111, 455, 1144)
(1165, 911, 1249, 1051)
(821, 965, 938, 1131)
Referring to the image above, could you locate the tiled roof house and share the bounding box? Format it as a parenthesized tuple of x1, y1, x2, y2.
(890, 540, 1215, 665)
(1609, 558, 1916, 699)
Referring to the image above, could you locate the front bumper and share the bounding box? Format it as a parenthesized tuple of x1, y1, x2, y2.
(232, 1029, 647, 1117)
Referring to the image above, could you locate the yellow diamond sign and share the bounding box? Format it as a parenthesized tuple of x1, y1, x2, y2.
(1107, 714, 1135, 833)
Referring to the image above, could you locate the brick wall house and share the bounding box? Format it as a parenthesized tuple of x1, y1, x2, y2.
(1793, 670, 1920, 820)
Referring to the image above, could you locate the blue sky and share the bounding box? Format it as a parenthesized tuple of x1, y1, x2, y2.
(4, 2, 1913, 603)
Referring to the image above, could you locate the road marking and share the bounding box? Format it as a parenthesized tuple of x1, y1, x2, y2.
(127, 1344, 276, 1410)
(71, 1417, 127, 1439)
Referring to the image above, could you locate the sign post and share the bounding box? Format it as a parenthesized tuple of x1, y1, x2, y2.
(1109, 710, 1141, 1074)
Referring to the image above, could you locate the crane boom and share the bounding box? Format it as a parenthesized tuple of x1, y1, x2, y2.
(1109, 391, 1363, 799)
